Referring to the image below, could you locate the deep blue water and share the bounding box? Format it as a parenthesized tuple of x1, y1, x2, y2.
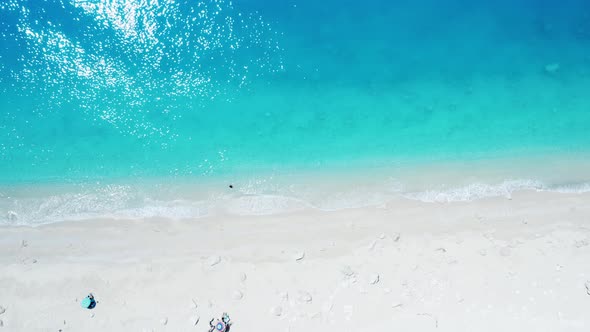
(1, 0, 590, 224)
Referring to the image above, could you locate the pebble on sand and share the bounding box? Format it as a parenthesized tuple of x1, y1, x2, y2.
(585, 281, 590, 295)
(240, 272, 247, 282)
(208, 255, 221, 266)
(0, 306, 5, 315)
(160, 317, 168, 325)
(0, 319, 3, 327)
(392, 233, 401, 242)
(270, 306, 283, 316)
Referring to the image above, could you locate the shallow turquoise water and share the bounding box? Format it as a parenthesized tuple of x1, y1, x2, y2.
(1, 0, 590, 224)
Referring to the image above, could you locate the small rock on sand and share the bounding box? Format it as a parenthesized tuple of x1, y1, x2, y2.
(0, 319, 3, 327)
(379, 233, 386, 239)
(160, 317, 168, 325)
(0, 306, 5, 315)
(233, 290, 244, 300)
(208, 256, 221, 266)
(369, 274, 380, 285)
(297, 291, 313, 303)
(585, 281, 590, 295)
(240, 272, 247, 282)
(270, 306, 283, 316)
(392, 233, 401, 242)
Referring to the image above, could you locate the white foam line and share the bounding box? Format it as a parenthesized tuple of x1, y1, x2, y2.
(3, 179, 590, 226)
(402, 179, 590, 203)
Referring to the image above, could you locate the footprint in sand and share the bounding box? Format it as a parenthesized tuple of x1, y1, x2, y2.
(341, 266, 355, 277)
(270, 306, 282, 316)
(278, 291, 289, 302)
(367, 239, 378, 251)
(297, 291, 313, 303)
(369, 274, 380, 285)
(208, 255, 221, 266)
(499, 247, 511, 257)
(293, 251, 305, 261)
(233, 290, 244, 300)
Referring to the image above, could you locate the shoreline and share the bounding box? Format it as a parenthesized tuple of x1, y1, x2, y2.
(3, 151, 590, 226)
(1, 190, 589, 331)
(3, 177, 590, 226)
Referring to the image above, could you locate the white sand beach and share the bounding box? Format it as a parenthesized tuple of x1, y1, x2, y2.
(1, 190, 590, 331)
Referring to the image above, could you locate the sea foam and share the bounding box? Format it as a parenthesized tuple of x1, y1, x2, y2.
(2, 178, 590, 226)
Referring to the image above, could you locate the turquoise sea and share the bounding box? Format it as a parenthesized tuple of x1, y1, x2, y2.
(1, 0, 590, 225)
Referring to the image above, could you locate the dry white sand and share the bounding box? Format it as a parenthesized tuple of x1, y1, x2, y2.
(1, 190, 590, 331)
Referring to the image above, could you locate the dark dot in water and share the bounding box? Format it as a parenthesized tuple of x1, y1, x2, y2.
(229, 185, 233, 189)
